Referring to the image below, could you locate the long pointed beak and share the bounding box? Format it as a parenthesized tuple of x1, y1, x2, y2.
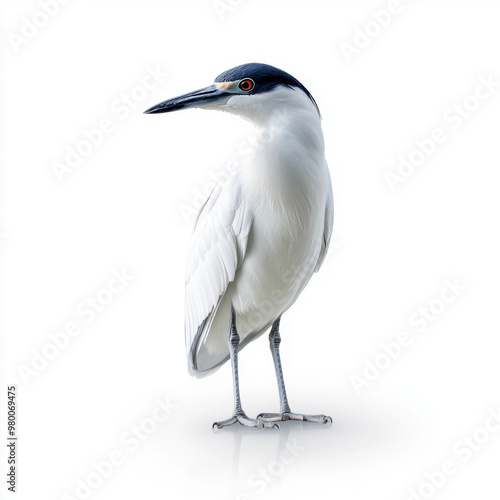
(143, 84, 230, 114)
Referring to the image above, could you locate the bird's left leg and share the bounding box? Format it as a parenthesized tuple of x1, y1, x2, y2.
(257, 318, 332, 425)
(213, 305, 278, 430)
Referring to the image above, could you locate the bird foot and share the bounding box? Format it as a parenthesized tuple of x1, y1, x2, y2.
(213, 412, 279, 430)
(257, 411, 332, 425)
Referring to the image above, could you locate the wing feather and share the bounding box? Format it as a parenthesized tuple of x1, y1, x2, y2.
(315, 179, 334, 272)
(185, 175, 252, 369)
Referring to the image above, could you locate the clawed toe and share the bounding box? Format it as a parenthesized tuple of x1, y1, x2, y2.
(213, 413, 279, 430)
(257, 412, 283, 422)
(257, 411, 332, 425)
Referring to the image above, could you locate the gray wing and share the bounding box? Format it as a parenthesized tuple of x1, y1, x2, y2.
(184, 174, 252, 372)
(315, 179, 334, 272)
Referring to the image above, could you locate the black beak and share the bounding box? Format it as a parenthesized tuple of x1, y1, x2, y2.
(144, 84, 230, 114)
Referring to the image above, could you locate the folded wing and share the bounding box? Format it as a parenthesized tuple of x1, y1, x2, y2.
(185, 174, 252, 376)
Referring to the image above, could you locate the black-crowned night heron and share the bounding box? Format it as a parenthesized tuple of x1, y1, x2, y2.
(145, 63, 333, 430)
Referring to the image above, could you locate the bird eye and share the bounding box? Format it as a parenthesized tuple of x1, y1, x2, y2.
(239, 79, 254, 92)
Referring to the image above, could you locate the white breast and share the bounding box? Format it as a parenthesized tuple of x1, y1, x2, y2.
(186, 86, 333, 377)
(230, 118, 330, 337)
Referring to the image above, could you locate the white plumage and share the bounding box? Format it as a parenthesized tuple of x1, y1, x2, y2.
(145, 63, 333, 428)
(185, 86, 333, 376)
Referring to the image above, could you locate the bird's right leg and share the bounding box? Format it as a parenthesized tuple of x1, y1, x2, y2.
(213, 305, 278, 430)
(257, 318, 332, 425)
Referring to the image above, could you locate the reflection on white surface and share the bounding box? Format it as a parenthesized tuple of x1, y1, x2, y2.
(182, 395, 419, 500)
(220, 421, 329, 499)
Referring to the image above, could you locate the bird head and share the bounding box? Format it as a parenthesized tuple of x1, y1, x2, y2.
(144, 63, 320, 126)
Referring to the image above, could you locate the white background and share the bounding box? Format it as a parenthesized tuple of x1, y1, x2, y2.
(1, 1, 500, 499)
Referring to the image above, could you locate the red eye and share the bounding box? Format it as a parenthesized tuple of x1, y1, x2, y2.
(239, 79, 254, 92)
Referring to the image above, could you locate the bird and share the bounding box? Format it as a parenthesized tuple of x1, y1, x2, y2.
(144, 63, 333, 430)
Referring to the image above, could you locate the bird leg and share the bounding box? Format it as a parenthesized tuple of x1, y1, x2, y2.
(213, 305, 278, 430)
(257, 318, 332, 425)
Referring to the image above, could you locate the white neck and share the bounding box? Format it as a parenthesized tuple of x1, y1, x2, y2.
(222, 86, 327, 216)
(224, 86, 324, 152)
